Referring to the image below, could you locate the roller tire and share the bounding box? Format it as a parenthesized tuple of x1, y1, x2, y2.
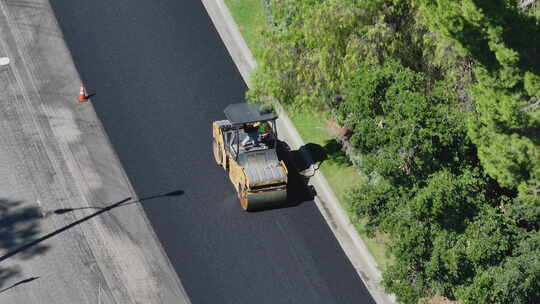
(213, 138, 223, 166)
(238, 183, 249, 211)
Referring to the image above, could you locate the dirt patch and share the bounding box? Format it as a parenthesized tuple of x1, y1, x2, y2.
(325, 119, 352, 142)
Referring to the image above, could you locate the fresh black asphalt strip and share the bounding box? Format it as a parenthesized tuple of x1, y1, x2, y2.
(49, 1, 375, 303)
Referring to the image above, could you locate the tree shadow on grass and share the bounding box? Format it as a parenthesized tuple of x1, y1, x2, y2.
(258, 139, 353, 212)
(321, 139, 353, 167)
(0, 199, 49, 289)
(290, 140, 352, 174)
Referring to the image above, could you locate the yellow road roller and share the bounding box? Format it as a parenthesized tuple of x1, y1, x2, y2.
(212, 103, 288, 210)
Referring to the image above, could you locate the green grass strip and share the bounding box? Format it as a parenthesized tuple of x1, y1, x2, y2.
(223, 0, 267, 61)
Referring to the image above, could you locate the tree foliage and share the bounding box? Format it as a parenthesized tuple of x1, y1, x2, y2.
(248, 0, 540, 302)
(418, 0, 540, 199)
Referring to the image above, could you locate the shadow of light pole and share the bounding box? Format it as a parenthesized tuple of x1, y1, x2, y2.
(0, 276, 39, 294)
(0, 189, 184, 263)
(52, 190, 185, 215)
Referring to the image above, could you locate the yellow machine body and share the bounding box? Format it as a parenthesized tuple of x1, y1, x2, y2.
(212, 118, 288, 211)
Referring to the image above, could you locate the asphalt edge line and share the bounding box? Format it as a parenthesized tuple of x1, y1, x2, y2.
(201, 1, 396, 303)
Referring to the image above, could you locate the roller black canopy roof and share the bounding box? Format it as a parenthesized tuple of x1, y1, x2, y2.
(224, 103, 277, 125)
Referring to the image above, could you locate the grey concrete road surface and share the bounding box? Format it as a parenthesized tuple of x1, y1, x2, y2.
(49, 0, 376, 303)
(0, 0, 190, 303)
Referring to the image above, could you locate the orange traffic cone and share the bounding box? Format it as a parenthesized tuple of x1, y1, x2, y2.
(78, 84, 89, 102)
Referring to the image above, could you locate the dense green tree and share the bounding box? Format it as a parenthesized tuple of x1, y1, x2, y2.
(249, 0, 539, 302)
(248, 0, 366, 108)
(337, 59, 472, 185)
(417, 0, 540, 205)
(456, 232, 540, 303)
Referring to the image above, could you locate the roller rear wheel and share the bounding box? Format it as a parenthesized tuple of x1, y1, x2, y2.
(238, 183, 249, 210)
(213, 138, 222, 166)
